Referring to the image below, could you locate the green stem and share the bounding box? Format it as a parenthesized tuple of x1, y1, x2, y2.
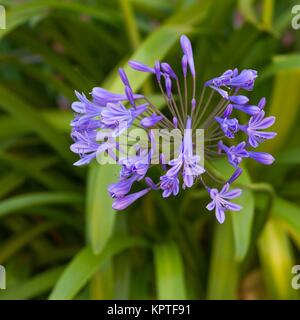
(118, 0, 152, 94)
(262, 0, 274, 30)
(118, 0, 140, 50)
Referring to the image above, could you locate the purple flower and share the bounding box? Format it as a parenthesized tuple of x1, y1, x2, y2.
(248, 151, 275, 165)
(228, 95, 249, 104)
(215, 116, 239, 138)
(173, 116, 178, 128)
(165, 76, 172, 99)
(108, 175, 139, 198)
(182, 118, 206, 186)
(119, 154, 149, 180)
(232, 104, 261, 115)
(218, 141, 249, 168)
(71, 116, 101, 134)
(167, 117, 205, 188)
(209, 85, 229, 99)
(180, 35, 195, 77)
(118, 68, 130, 86)
(258, 97, 266, 110)
(145, 177, 159, 190)
(223, 104, 233, 117)
(70, 130, 98, 164)
(240, 110, 276, 148)
(71, 131, 117, 166)
(206, 183, 242, 224)
(101, 102, 147, 136)
(229, 69, 257, 90)
(206, 69, 257, 96)
(232, 97, 266, 115)
(118, 131, 156, 181)
(72, 91, 104, 118)
(227, 168, 243, 184)
(128, 61, 155, 74)
(92, 87, 143, 105)
(205, 69, 236, 87)
(160, 175, 180, 198)
(161, 62, 177, 79)
(70, 35, 276, 215)
(154, 61, 161, 82)
(140, 113, 163, 128)
(181, 55, 188, 77)
(112, 188, 151, 210)
(125, 86, 135, 107)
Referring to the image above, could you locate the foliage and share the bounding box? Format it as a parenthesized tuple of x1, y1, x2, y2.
(0, 0, 299, 300)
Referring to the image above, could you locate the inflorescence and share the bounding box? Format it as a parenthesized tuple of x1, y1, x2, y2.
(70, 35, 276, 223)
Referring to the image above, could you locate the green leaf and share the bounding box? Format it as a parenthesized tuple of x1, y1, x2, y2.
(207, 218, 238, 299)
(0, 84, 73, 163)
(114, 252, 131, 300)
(261, 0, 274, 30)
(113, 218, 131, 300)
(86, 163, 119, 255)
(259, 55, 300, 82)
(12, 30, 93, 90)
(231, 169, 255, 261)
(276, 147, 300, 165)
(238, 0, 259, 26)
(0, 192, 83, 218)
(153, 242, 187, 300)
(0, 0, 119, 39)
(0, 173, 25, 199)
(258, 218, 299, 299)
(264, 70, 300, 154)
(119, 0, 141, 50)
(0, 266, 65, 300)
(49, 236, 148, 300)
(42, 110, 72, 133)
(0, 221, 58, 263)
(0, 152, 75, 191)
(89, 261, 114, 300)
(272, 197, 300, 241)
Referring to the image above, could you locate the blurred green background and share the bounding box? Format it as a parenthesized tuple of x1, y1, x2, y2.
(0, 0, 300, 300)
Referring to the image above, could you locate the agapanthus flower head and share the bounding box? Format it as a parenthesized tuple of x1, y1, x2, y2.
(70, 35, 276, 224)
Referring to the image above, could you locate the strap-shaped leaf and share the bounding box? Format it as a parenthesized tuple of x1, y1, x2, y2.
(154, 242, 187, 300)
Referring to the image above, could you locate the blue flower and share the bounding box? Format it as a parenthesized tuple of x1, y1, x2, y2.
(70, 35, 276, 222)
(206, 183, 242, 224)
(100, 102, 147, 136)
(215, 116, 239, 138)
(248, 151, 275, 165)
(166, 117, 205, 189)
(112, 188, 151, 210)
(108, 175, 139, 198)
(218, 141, 249, 168)
(70, 131, 117, 166)
(92, 87, 143, 105)
(160, 175, 180, 198)
(231, 97, 266, 116)
(180, 35, 195, 77)
(228, 69, 257, 90)
(140, 113, 163, 128)
(205, 69, 257, 94)
(128, 61, 155, 73)
(240, 110, 276, 148)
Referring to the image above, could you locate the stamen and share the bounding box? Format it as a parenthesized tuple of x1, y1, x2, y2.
(194, 90, 215, 128)
(193, 86, 206, 122)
